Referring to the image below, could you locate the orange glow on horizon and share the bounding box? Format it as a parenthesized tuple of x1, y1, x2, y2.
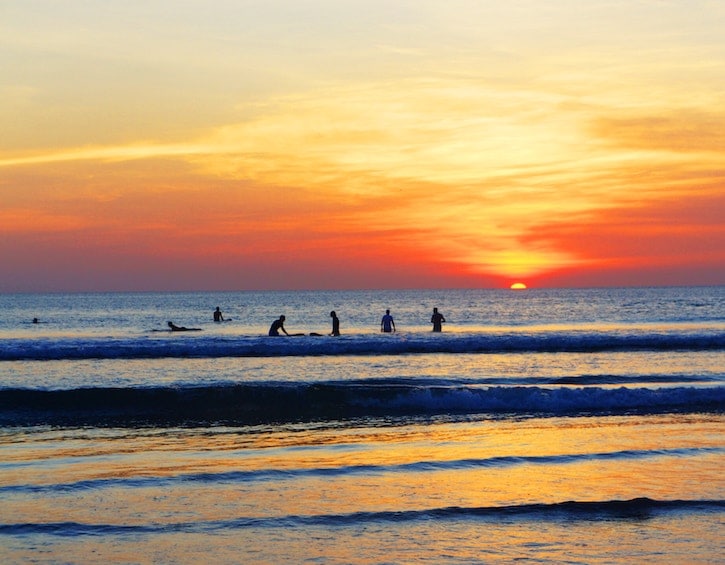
(1, 2, 724, 292)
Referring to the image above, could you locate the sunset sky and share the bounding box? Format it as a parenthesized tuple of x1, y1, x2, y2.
(2, 0, 724, 292)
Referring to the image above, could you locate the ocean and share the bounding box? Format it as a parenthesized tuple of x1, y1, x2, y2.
(0, 287, 723, 564)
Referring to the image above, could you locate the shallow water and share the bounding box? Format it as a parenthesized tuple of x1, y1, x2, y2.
(1, 414, 723, 563)
(0, 287, 723, 563)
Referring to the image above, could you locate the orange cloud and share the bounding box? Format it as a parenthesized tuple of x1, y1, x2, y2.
(520, 189, 725, 285)
(591, 110, 725, 153)
(2, 75, 724, 290)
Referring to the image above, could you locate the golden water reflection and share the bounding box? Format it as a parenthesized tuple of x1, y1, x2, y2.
(2, 413, 722, 528)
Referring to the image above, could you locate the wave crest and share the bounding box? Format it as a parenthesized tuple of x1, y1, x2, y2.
(1, 383, 722, 426)
(1, 328, 723, 361)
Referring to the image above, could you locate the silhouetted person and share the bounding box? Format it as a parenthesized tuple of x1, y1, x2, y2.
(213, 307, 224, 322)
(269, 315, 289, 336)
(431, 307, 446, 332)
(381, 309, 396, 333)
(168, 321, 200, 332)
(32, 318, 39, 324)
(329, 311, 340, 336)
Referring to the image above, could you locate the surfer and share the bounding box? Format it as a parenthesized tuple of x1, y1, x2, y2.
(167, 321, 201, 332)
(268, 315, 290, 336)
(431, 307, 446, 332)
(213, 307, 224, 322)
(380, 309, 396, 333)
(329, 311, 340, 336)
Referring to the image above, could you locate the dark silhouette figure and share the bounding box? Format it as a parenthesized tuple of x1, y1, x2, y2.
(213, 307, 224, 322)
(168, 321, 201, 332)
(381, 309, 396, 333)
(329, 311, 340, 336)
(269, 315, 289, 336)
(32, 318, 39, 324)
(431, 307, 446, 332)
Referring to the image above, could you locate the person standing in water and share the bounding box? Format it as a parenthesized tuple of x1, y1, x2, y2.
(213, 307, 224, 322)
(268, 315, 289, 336)
(329, 311, 340, 336)
(380, 309, 396, 333)
(431, 307, 446, 332)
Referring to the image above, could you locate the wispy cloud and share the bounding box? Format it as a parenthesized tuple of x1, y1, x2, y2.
(3, 73, 723, 281)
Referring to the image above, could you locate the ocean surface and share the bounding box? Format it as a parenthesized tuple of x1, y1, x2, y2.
(0, 287, 723, 564)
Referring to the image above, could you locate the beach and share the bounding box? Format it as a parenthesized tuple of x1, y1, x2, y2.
(1, 287, 723, 563)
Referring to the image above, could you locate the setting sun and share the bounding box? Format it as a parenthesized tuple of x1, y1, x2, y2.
(1, 1, 723, 292)
(510, 283, 528, 290)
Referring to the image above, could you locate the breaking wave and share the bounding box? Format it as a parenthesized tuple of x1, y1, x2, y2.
(1, 327, 723, 361)
(2, 381, 722, 426)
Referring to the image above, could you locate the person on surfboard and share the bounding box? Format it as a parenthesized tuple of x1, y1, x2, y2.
(167, 321, 201, 332)
(213, 307, 224, 322)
